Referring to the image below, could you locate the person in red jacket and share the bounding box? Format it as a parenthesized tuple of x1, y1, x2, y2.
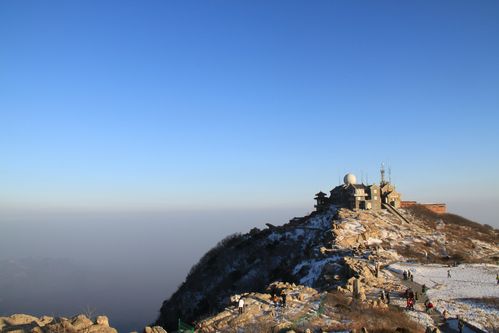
(424, 300, 434, 313)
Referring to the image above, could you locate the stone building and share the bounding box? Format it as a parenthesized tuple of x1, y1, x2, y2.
(314, 191, 328, 211)
(314, 166, 401, 211)
(328, 173, 383, 211)
(314, 166, 446, 214)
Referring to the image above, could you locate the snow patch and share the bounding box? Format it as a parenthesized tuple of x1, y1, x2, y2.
(389, 262, 499, 332)
(293, 256, 341, 286)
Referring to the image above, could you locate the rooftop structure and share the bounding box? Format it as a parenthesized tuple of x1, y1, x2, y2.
(315, 165, 402, 211)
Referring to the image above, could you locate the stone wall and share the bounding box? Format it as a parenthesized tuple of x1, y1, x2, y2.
(401, 201, 447, 214)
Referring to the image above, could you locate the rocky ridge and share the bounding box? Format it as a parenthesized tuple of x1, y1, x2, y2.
(156, 205, 498, 332)
(0, 314, 118, 333)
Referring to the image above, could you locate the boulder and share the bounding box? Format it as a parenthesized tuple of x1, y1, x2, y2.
(45, 319, 77, 333)
(143, 326, 167, 333)
(86, 324, 117, 333)
(3, 314, 39, 326)
(38, 316, 54, 326)
(95, 316, 109, 327)
(71, 315, 93, 330)
(30, 327, 44, 333)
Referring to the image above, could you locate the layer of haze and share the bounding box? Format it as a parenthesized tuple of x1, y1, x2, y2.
(0, 207, 306, 331)
(1, 0, 498, 331)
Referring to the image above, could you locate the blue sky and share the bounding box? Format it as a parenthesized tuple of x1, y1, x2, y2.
(1, 1, 498, 224)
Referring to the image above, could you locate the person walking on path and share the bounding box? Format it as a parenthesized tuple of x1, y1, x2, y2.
(270, 286, 276, 299)
(238, 298, 244, 315)
(424, 300, 434, 313)
(496, 273, 499, 285)
(457, 316, 464, 333)
(386, 290, 390, 304)
(272, 294, 279, 307)
(447, 269, 452, 278)
(281, 291, 287, 308)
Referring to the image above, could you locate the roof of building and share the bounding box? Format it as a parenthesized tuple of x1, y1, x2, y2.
(315, 191, 327, 197)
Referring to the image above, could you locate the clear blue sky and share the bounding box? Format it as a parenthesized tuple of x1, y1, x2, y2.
(1, 1, 498, 224)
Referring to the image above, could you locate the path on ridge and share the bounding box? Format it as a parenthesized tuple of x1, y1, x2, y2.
(389, 270, 483, 333)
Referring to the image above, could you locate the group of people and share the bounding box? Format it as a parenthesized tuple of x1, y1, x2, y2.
(379, 289, 390, 304)
(402, 269, 414, 282)
(403, 285, 434, 312)
(238, 287, 288, 315)
(403, 287, 416, 310)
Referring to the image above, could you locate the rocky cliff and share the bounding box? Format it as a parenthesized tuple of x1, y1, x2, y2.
(155, 205, 498, 332)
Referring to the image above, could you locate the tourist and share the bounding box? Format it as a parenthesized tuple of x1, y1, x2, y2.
(406, 297, 415, 310)
(403, 288, 410, 299)
(386, 290, 391, 304)
(273, 294, 279, 307)
(403, 270, 408, 280)
(422, 284, 427, 293)
(270, 286, 276, 299)
(447, 269, 451, 278)
(457, 316, 464, 333)
(281, 290, 287, 308)
(238, 298, 244, 314)
(442, 310, 449, 321)
(496, 273, 498, 285)
(424, 300, 434, 313)
(408, 288, 415, 300)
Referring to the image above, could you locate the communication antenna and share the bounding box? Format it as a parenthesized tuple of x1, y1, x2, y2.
(388, 166, 392, 183)
(380, 163, 386, 184)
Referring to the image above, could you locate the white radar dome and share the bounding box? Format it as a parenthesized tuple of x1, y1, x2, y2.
(343, 173, 357, 185)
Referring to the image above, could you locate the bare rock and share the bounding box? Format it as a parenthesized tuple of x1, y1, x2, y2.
(38, 317, 54, 326)
(86, 324, 118, 333)
(151, 326, 167, 333)
(71, 315, 93, 330)
(143, 326, 167, 333)
(95, 316, 109, 327)
(30, 327, 44, 333)
(3, 314, 39, 326)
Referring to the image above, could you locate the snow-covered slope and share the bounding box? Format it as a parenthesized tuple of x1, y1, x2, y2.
(155, 204, 498, 332)
(155, 206, 340, 330)
(389, 262, 499, 331)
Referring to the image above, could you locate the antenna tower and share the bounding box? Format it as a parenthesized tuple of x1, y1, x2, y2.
(380, 163, 386, 184)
